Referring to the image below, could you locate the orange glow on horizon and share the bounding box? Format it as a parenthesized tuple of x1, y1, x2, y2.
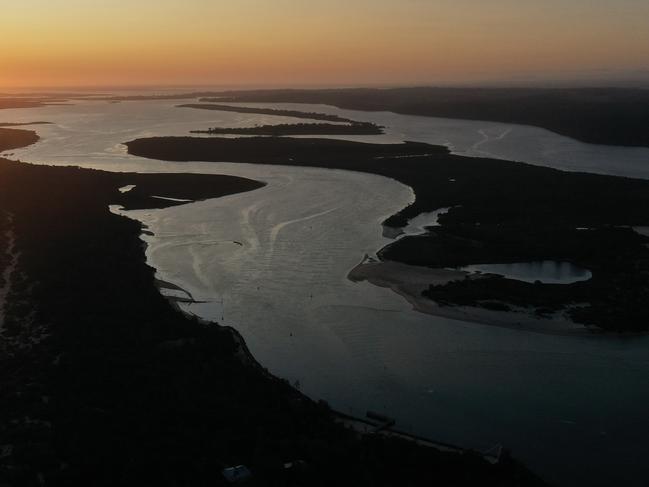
(2, 0, 649, 89)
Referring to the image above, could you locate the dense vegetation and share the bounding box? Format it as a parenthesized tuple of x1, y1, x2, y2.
(208, 87, 649, 147)
(127, 135, 649, 331)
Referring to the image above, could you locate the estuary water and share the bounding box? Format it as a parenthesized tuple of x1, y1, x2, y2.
(2, 99, 649, 486)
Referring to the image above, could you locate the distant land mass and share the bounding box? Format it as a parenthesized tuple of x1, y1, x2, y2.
(206, 87, 649, 148)
(0, 98, 50, 110)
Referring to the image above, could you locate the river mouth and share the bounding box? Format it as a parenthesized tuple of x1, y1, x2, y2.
(457, 261, 593, 285)
(3, 98, 649, 486)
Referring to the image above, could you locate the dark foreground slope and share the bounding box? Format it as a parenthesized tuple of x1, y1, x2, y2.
(0, 155, 541, 485)
(208, 87, 649, 148)
(126, 136, 649, 331)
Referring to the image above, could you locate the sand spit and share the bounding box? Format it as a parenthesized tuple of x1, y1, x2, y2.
(348, 259, 597, 336)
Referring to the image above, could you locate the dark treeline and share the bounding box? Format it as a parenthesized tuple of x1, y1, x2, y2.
(126, 135, 649, 331)
(191, 121, 383, 136)
(0, 128, 40, 152)
(208, 87, 649, 147)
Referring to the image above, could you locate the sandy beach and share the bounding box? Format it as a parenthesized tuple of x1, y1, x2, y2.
(348, 259, 599, 336)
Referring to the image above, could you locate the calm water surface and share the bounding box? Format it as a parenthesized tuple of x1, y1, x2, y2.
(2, 99, 649, 486)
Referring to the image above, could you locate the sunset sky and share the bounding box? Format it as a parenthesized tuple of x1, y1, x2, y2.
(2, 0, 649, 89)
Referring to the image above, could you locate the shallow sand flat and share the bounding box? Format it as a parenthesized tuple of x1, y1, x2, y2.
(349, 260, 596, 337)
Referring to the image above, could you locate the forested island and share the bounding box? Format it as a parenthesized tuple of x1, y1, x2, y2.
(191, 121, 383, 136)
(0, 128, 40, 152)
(0, 127, 543, 486)
(126, 135, 649, 332)
(205, 87, 649, 147)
